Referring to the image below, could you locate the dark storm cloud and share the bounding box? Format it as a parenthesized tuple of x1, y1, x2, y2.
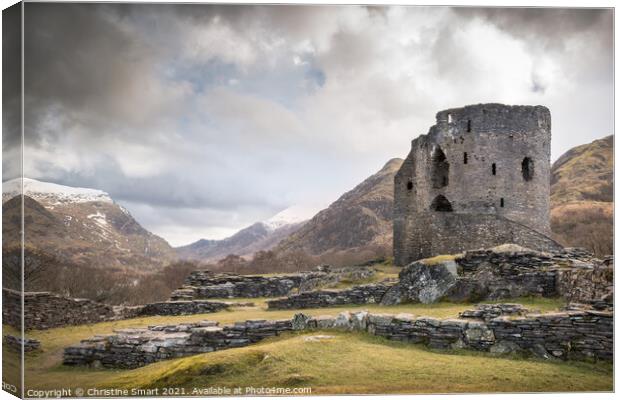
(454, 7, 613, 51)
(23, 3, 164, 141)
(2, 5, 22, 151)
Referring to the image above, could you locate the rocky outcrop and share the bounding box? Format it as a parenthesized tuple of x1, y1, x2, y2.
(381, 260, 457, 304)
(63, 303, 612, 369)
(382, 245, 613, 305)
(266, 284, 391, 310)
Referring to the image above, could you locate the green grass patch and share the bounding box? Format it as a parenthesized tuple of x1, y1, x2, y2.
(420, 254, 459, 265)
(100, 331, 612, 394)
(329, 264, 401, 289)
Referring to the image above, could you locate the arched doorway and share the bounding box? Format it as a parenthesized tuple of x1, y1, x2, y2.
(430, 195, 453, 212)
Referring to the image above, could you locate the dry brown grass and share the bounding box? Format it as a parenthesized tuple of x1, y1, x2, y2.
(551, 201, 613, 257)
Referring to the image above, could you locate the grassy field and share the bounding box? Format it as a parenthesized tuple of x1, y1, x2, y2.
(2, 296, 612, 395)
(103, 331, 612, 394)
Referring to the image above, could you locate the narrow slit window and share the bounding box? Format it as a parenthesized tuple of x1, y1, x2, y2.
(492, 163, 496, 176)
(522, 157, 534, 181)
(447, 113, 453, 123)
(500, 198, 504, 208)
(463, 152, 468, 164)
(407, 181, 413, 190)
(467, 119, 471, 132)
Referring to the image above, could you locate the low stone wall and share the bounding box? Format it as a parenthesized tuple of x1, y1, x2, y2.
(63, 303, 612, 369)
(171, 267, 375, 300)
(138, 300, 230, 316)
(267, 284, 391, 310)
(3, 289, 241, 330)
(3, 288, 117, 330)
(64, 319, 293, 369)
(3, 335, 41, 352)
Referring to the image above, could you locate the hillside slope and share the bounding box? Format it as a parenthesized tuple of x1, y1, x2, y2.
(276, 158, 403, 263)
(551, 135, 613, 205)
(2, 178, 176, 272)
(550, 135, 613, 256)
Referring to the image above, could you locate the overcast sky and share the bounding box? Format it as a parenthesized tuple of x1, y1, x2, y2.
(3, 4, 613, 246)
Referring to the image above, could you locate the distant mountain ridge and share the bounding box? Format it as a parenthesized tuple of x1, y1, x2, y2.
(275, 158, 403, 261)
(2, 178, 176, 272)
(174, 203, 321, 262)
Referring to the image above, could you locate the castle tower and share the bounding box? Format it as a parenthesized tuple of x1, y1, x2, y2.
(393, 103, 562, 266)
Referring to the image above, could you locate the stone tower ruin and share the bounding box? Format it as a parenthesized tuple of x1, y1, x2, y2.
(393, 103, 562, 266)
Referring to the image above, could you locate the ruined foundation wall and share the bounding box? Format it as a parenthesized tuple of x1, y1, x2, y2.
(3, 288, 116, 330)
(172, 267, 374, 300)
(63, 304, 613, 369)
(138, 300, 230, 316)
(266, 283, 391, 310)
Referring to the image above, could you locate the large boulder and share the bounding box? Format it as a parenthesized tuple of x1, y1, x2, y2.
(381, 259, 457, 305)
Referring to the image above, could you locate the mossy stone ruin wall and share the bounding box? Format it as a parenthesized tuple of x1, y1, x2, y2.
(171, 267, 375, 300)
(63, 303, 612, 370)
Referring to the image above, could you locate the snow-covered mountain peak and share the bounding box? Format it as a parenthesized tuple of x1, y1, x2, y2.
(2, 177, 113, 204)
(262, 203, 324, 230)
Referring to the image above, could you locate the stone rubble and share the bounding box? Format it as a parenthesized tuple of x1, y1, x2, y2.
(171, 266, 375, 300)
(138, 300, 230, 316)
(266, 284, 391, 310)
(3, 335, 41, 352)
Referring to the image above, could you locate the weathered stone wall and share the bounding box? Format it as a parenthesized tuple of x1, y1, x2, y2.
(3, 335, 41, 352)
(63, 303, 612, 369)
(2, 288, 239, 330)
(268, 246, 613, 308)
(171, 267, 374, 300)
(382, 246, 612, 305)
(266, 284, 391, 310)
(397, 212, 561, 263)
(173, 271, 300, 299)
(2, 288, 116, 330)
(64, 319, 293, 369)
(394, 104, 556, 265)
(556, 261, 614, 304)
(138, 300, 230, 316)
